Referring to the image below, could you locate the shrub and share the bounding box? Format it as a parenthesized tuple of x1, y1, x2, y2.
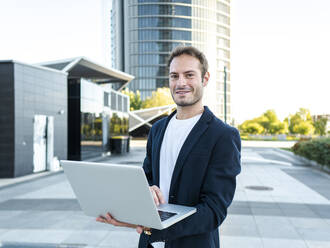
(292, 138, 330, 167)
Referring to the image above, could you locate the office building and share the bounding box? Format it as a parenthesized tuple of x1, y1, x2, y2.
(111, 0, 232, 121)
(0, 58, 133, 178)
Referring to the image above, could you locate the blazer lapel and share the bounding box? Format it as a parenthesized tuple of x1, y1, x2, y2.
(169, 107, 213, 196)
(153, 110, 177, 186)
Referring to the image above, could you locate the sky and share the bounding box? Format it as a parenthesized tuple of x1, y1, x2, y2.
(0, 0, 329, 124)
(231, 0, 330, 123)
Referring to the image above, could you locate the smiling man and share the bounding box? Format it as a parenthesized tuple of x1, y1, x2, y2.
(97, 46, 241, 248)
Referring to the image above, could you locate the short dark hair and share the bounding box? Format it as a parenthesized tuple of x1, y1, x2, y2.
(167, 46, 209, 78)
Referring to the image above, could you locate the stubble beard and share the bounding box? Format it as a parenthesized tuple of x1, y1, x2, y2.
(171, 87, 203, 107)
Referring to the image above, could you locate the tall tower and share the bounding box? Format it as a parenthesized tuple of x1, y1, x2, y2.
(111, 0, 231, 121)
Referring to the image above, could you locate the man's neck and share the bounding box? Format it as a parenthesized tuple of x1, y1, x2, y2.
(176, 103, 204, 120)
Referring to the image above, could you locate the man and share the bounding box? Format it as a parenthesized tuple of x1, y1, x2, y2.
(97, 46, 241, 248)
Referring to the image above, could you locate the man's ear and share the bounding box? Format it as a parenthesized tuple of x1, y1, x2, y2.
(202, 72, 210, 87)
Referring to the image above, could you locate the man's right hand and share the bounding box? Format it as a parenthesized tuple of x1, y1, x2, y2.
(150, 185, 165, 205)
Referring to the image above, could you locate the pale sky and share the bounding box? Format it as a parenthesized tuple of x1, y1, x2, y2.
(0, 0, 329, 124)
(231, 0, 330, 123)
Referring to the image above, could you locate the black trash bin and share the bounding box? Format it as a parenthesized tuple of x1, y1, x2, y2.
(110, 136, 130, 154)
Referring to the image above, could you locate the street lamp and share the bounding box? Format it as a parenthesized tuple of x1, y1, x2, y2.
(224, 66, 227, 124)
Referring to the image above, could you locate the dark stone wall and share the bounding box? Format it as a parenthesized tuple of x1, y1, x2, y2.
(0, 62, 14, 178)
(67, 78, 81, 161)
(13, 63, 68, 177)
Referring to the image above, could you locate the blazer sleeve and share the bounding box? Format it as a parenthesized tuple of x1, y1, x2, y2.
(142, 127, 154, 186)
(147, 127, 241, 243)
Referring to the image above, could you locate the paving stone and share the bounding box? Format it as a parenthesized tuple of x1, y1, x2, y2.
(254, 216, 301, 240)
(296, 227, 330, 242)
(0, 229, 73, 243)
(288, 217, 330, 229)
(62, 230, 110, 246)
(98, 230, 139, 247)
(305, 241, 330, 248)
(262, 238, 308, 248)
(221, 236, 263, 248)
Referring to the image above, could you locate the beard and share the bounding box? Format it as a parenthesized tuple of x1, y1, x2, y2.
(171, 86, 203, 107)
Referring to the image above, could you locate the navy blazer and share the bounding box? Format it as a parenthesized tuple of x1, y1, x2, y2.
(138, 106, 241, 248)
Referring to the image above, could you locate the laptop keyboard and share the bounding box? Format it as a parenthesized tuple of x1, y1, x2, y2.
(158, 210, 177, 221)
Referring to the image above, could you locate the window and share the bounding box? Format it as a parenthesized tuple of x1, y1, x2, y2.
(111, 92, 117, 110)
(137, 30, 191, 41)
(138, 17, 191, 28)
(217, 36, 230, 47)
(123, 97, 128, 112)
(104, 92, 109, 107)
(217, 1, 229, 13)
(118, 95, 123, 111)
(138, 0, 191, 3)
(217, 26, 230, 36)
(138, 4, 191, 16)
(217, 13, 230, 25)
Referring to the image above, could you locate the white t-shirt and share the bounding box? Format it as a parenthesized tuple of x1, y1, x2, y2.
(159, 113, 202, 203)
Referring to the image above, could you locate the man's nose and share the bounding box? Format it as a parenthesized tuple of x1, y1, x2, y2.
(177, 75, 187, 86)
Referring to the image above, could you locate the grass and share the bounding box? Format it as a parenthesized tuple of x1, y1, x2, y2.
(280, 147, 292, 152)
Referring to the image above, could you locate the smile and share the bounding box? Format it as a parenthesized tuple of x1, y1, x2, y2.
(176, 90, 191, 95)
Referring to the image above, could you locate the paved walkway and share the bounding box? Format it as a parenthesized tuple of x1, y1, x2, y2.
(0, 141, 330, 247)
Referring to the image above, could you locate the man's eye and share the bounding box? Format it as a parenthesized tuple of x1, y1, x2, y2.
(186, 74, 194, 78)
(170, 75, 178, 79)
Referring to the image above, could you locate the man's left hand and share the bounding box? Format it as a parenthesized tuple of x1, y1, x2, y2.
(96, 213, 150, 234)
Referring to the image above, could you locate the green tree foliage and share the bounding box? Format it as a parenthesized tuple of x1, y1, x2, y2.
(262, 110, 278, 131)
(122, 88, 174, 110)
(269, 121, 288, 134)
(142, 87, 174, 109)
(245, 122, 264, 134)
(287, 108, 314, 135)
(122, 89, 143, 111)
(293, 121, 314, 135)
(239, 109, 287, 134)
(313, 117, 328, 136)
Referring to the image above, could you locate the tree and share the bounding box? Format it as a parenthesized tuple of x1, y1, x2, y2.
(269, 121, 288, 134)
(287, 108, 314, 135)
(239, 120, 264, 134)
(259, 110, 279, 133)
(245, 122, 264, 134)
(313, 117, 328, 136)
(142, 87, 174, 109)
(122, 89, 143, 111)
(293, 121, 314, 135)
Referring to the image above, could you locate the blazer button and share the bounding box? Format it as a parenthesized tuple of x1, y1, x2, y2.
(169, 195, 175, 199)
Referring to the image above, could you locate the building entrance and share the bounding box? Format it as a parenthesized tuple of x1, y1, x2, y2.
(33, 115, 54, 172)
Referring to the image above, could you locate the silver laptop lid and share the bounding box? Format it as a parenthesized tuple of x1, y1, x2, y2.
(61, 160, 163, 229)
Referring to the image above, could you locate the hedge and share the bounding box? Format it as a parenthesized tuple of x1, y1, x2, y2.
(292, 138, 330, 167)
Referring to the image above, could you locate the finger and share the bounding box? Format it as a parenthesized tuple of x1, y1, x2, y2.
(154, 188, 165, 204)
(96, 216, 107, 223)
(151, 189, 159, 205)
(96, 217, 104, 222)
(151, 186, 165, 204)
(105, 213, 112, 221)
(136, 226, 143, 234)
(106, 213, 137, 228)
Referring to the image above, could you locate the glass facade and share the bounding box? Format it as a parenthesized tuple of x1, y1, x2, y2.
(68, 79, 129, 160)
(112, 0, 232, 121)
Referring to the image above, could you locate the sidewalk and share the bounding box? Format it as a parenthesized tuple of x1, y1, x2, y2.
(0, 142, 329, 247)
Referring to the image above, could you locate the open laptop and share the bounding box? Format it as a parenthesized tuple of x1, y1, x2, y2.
(60, 160, 196, 230)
